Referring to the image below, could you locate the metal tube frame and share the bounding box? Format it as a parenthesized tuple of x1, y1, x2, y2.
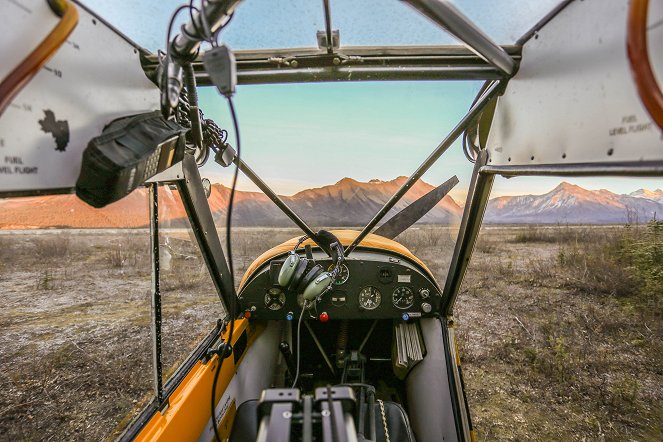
(401, 0, 517, 76)
(148, 183, 164, 407)
(217, 142, 323, 247)
(344, 80, 503, 256)
(440, 150, 493, 315)
(480, 161, 663, 177)
(236, 156, 321, 245)
(142, 45, 521, 86)
(170, 0, 243, 62)
(178, 154, 238, 314)
(322, 0, 334, 55)
(147, 153, 238, 315)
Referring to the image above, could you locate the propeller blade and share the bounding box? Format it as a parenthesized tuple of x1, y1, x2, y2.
(373, 175, 459, 240)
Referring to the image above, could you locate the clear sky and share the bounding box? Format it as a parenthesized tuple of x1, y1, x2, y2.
(83, 0, 663, 200)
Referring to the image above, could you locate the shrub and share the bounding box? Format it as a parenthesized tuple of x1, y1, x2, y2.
(34, 236, 70, 259)
(619, 221, 663, 298)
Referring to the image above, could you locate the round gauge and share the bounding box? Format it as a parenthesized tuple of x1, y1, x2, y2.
(392, 286, 414, 310)
(264, 287, 286, 311)
(358, 286, 382, 311)
(328, 263, 350, 285)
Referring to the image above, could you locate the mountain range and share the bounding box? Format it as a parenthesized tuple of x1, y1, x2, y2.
(0, 178, 662, 229)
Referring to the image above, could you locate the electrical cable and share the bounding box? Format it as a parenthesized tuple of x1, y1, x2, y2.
(291, 305, 307, 388)
(210, 95, 241, 442)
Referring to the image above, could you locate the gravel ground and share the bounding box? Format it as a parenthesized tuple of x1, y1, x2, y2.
(0, 226, 660, 441)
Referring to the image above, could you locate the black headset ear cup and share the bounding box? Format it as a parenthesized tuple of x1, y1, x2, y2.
(298, 264, 324, 293)
(287, 258, 309, 293)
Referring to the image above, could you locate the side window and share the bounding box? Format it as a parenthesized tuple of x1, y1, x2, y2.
(0, 193, 153, 440)
(157, 185, 225, 382)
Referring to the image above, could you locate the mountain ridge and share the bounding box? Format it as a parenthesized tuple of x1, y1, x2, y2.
(1, 179, 662, 229)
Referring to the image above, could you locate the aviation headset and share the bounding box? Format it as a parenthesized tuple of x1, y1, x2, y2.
(277, 230, 345, 302)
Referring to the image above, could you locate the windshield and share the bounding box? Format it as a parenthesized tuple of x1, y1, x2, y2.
(81, 0, 563, 51)
(195, 80, 479, 287)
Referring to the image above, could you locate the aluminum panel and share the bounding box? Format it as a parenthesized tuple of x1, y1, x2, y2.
(0, 1, 159, 194)
(487, 0, 663, 166)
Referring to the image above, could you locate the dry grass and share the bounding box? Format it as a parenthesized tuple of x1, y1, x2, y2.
(33, 235, 71, 259)
(0, 224, 661, 441)
(456, 224, 663, 441)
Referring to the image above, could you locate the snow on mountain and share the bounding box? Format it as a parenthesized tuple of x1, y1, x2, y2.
(485, 182, 663, 224)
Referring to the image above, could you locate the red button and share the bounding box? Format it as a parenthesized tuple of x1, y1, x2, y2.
(244, 310, 251, 319)
(319, 312, 329, 323)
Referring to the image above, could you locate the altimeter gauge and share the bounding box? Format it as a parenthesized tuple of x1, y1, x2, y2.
(358, 286, 382, 311)
(392, 286, 414, 309)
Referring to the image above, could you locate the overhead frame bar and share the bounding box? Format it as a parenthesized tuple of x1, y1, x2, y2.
(344, 80, 503, 256)
(401, 0, 517, 76)
(480, 161, 663, 177)
(141, 45, 520, 85)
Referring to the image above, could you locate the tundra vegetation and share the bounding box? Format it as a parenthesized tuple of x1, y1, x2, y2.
(0, 223, 660, 440)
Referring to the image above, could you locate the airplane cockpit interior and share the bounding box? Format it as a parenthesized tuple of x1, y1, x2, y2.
(1, 0, 661, 441)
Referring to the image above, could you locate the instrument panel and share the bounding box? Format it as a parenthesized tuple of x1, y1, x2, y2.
(239, 250, 442, 320)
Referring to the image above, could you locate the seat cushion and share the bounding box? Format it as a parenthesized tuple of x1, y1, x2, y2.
(229, 400, 259, 442)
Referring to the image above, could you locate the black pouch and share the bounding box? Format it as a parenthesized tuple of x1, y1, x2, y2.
(76, 111, 186, 208)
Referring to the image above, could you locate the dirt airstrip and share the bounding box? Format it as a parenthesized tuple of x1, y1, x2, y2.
(0, 225, 661, 441)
